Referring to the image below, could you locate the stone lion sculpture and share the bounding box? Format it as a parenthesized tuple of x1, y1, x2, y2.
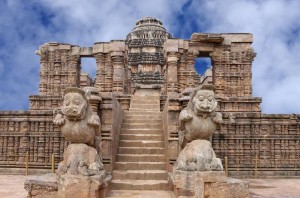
(175, 85, 223, 171)
(53, 87, 103, 175)
(53, 87, 101, 148)
(178, 85, 223, 149)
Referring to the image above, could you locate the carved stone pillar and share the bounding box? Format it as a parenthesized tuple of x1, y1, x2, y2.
(68, 54, 81, 88)
(185, 51, 197, 88)
(37, 44, 49, 96)
(94, 53, 105, 92)
(166, 52, 179, 93)
(178, 52, 186, 93)
(111, 52, 125, 93)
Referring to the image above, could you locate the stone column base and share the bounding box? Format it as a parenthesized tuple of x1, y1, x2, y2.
(172, 170, 249, 198)
(24, 171, 111, 198)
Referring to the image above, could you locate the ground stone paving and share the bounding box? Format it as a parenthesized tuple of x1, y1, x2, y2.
(1, 175, 300, 198)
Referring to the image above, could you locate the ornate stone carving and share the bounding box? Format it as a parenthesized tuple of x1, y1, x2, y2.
(175, 85, 223, 171)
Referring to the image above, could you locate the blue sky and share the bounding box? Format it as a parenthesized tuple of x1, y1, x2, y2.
(0, 0, 300, 114)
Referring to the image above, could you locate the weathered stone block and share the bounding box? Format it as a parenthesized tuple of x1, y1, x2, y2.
(191, 33, 224, 43)
(164, 39, 179, 52)
(195, 171, 227, 183)
(210, 178, 249, 198)
(57, 172, 109, 198)
(24, 174, 58, 198)
(172, 170, 249, 198)
(24, 172, 111, 198)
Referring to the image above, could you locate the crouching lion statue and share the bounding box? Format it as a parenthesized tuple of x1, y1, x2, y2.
(53, 87, 101, 148)
(53, 87, 103, 175)
(175, 85, 223, 171)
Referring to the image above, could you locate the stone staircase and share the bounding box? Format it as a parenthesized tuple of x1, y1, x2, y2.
(108, 95, 171, 196)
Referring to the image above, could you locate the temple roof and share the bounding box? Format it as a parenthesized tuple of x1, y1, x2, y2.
(126, 17, 172, 40)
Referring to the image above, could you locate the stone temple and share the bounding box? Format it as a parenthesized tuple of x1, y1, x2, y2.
(0, 17, 300, 197)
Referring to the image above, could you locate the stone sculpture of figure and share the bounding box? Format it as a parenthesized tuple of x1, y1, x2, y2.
(178, 85, 223, 149)
(175, 85, 223, 171)
(53, 87, 100, 147)
(53, 87, 103, 176)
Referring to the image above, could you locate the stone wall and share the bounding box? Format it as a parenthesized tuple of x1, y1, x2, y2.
(1, 106, 299, 177)
(214, 113, 300, 178)
(0, 110, 66, 173)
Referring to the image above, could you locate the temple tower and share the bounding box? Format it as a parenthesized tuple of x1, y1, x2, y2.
(126, 17, 172, 95)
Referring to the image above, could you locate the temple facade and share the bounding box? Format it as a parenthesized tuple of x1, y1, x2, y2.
(0, 17, 299, 178)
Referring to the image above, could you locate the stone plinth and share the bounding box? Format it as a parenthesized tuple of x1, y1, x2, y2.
(24, 171, 111, 198)
(24, 174, 58, 198)
(172, 170, 249, 198)
(57, 172, 109, 198)
(210, 178, 249, 198)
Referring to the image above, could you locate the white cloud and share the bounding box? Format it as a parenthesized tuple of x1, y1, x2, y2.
(0, 0, 300, 114)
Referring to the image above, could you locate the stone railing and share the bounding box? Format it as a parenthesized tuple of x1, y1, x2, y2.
(162, 96, 181, 172)
(99, 93, 124, 171)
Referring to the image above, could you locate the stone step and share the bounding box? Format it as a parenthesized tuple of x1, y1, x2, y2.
(124, 115, 162, 120)
(124, 111, 161, 116)
(107, 190, 174, 198)
(117, 154, 165, 162)
(129, 108, 159, 112)
(123, 119, 162, 124)
(130, 99, 160, 104)
(130, 103, 159, 109)
(118, 147, 165, 155)
(130, 103, 160, 107)
(119, 134, 164, 141)
(112, 170, 168, 180)
(121, 129, 163, 134)
(122, 123, 162, 129)
(119, 140, 164, 148)
(111, 179, 171, 190)
(131, 96, 160, 101)
(114, 162, 166, 170)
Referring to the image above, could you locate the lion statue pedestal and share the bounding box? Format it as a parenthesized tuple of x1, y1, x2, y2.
(172, 85, 249, 198)
(24, 87, 111, 198)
